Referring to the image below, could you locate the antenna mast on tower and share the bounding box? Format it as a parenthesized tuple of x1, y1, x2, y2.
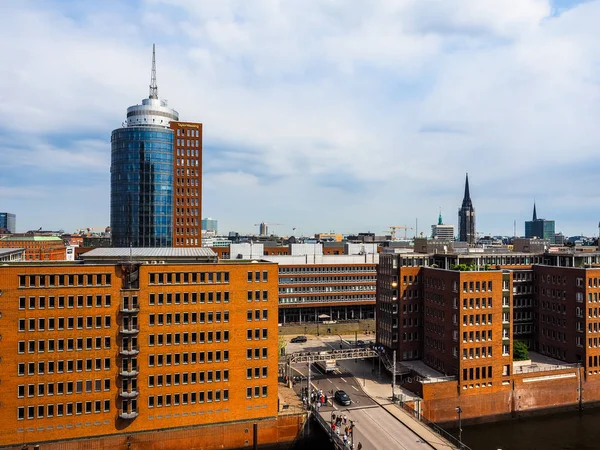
(149, 44, 158, 99)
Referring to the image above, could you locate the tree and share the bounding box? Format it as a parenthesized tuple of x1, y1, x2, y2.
(513, 341, 529, 361)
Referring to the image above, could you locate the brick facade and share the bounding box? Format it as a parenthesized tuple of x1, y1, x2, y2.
(0, 260, 279, 447)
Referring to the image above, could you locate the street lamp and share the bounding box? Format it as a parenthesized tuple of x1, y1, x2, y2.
(455, 406, 463, 449)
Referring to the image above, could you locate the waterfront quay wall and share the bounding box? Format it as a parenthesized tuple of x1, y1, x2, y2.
(3, 413, 307, 450)
(413, 366, 600, 425)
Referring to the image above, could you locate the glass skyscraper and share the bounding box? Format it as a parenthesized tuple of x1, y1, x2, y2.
(110, 45, 180, 247)
(111, 127, 174, 247)
(111, 45, 203, 248)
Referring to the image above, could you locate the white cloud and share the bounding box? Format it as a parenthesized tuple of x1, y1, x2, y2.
(0, 0, 598, 235)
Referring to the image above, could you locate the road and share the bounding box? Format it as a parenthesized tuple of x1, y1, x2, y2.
(285, 336, 435, 450)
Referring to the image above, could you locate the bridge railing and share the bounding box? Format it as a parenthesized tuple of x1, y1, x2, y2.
(397, 400, 471, 450)
(310, 406, 350, 450)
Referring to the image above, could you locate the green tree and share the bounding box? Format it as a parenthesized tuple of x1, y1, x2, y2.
(513, 341, 529, 361)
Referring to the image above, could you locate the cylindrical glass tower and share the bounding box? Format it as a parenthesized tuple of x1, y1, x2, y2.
(110, 97, 179, 247)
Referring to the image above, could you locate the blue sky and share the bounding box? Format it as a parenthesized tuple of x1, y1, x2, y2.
(0, 0, 599, 237)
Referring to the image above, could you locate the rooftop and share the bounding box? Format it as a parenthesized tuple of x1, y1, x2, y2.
(81, 247, 217, 259)
(1, 235, 63, 242)
(0, 248, 25, 256)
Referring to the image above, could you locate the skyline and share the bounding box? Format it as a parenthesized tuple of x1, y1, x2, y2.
(1, 0, 599, 237)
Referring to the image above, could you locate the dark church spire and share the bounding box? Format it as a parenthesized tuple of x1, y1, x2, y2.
(458, 173, 476, 245)
(462, 173, 472, 207)
(533, 201, 537, 221)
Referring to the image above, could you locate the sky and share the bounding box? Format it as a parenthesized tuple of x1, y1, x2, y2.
(0, 0, 599, 237)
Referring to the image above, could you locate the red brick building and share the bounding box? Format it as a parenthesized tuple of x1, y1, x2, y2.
(0, 235, 66, 261)
(376, 250, 600, 424)
(171, 121, 202, 247)
(0, 249, 281, 448)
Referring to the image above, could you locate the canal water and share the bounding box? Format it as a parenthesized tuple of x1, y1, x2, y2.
(461, 408, 600, 450)
(285, 408, 600, 450)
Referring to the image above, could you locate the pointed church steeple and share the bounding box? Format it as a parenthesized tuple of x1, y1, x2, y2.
(533, 202, 537, 221)
(462, 173, 472, 207)
(438, 208, 443, 225)
(458, 173, 476, 245)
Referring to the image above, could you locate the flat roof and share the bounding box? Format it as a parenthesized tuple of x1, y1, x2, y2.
(0, 248, 25, 256)
(81, 248, 217, 258)
(1, 235, 63, 242)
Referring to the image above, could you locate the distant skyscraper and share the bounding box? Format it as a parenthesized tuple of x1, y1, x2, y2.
(110, 45, 202, 247)
(0, 212, 16, 233)
(458, 173, 476, 244)
(525, 202, 555, 244)
(202, 217, 218, 233)
(431, 211, 455, 240)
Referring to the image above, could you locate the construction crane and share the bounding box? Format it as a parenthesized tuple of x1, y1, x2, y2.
(254, 222, 284, 236)
(388, 225, 414, 241)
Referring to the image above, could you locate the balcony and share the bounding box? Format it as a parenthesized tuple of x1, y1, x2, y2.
(120, 368, 139, 377)
(119, 390, 139, 399)
(119, 409, 139, 420)
(120, 347, 140, 356)
(120, 304, 140, 313)
(120, 327, 139, 335)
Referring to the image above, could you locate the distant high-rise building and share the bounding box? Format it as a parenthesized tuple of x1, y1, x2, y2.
(431, 211, 455, 240)
(110, 45, 202, 248)
(202, 217, 218, 233)
(0, 212, 16, 233)
(524, 202, 556, 244)
(458, 173, 476, 244)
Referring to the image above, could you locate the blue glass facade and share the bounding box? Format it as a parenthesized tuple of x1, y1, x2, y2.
(111, 127, 174, 247)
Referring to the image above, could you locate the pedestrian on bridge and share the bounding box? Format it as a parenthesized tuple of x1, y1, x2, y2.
(343, 414, 347, 425)
(343, 434, 348, 446)
(317, 400, 321, 411)
(357, 442, 362, 450)
(324, 394, 328, 405)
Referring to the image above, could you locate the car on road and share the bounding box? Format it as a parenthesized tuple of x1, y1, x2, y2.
(356, 340, 366, 347)
(334, 390, 352, 406)
(290, 336, 307, 343)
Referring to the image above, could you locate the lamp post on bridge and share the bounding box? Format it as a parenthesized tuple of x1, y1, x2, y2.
(455, 406, 463, 449)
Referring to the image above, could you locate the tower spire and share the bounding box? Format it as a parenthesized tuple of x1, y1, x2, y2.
(149, 44, 158, 100)
(438, 207, 443, 225)
(533, 201, 537, 221)
(462, 173, 472, 206)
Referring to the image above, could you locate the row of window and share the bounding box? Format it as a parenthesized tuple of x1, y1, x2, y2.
(280, 285, 374, 294)
(148, 350, 229, 366)
(462, 366, 493, 381)
(148, 331, 230, 346)
(18, 316, 111, 332)
(279, 266, 374, 274)
(462, 346, 493, 359)
(247, 309, 269, 321)
(149, 291, 230, 305)
(19, 295, 112, 310)
(176, 128, 200, 137)
(148, 370, 229, 387)
(462, 297, 493, 309)
(18, 337, 111, 353)
(149, 311, 229, 326)
(462, 330, 493, 342)
(148, 271, 230, 285)
(246, 329, 269, 340)
(247, 271, 269, 283)
(18, 273, 111, 288)
(462, 314, 493, 326)
(279, 276, 376, 285)
(148, 390, 228, 408)
(18, 400, 111, 420)
(278, 294, 374, 304)
(18, 359, 111, 376)
(18, 379, 111, 398)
